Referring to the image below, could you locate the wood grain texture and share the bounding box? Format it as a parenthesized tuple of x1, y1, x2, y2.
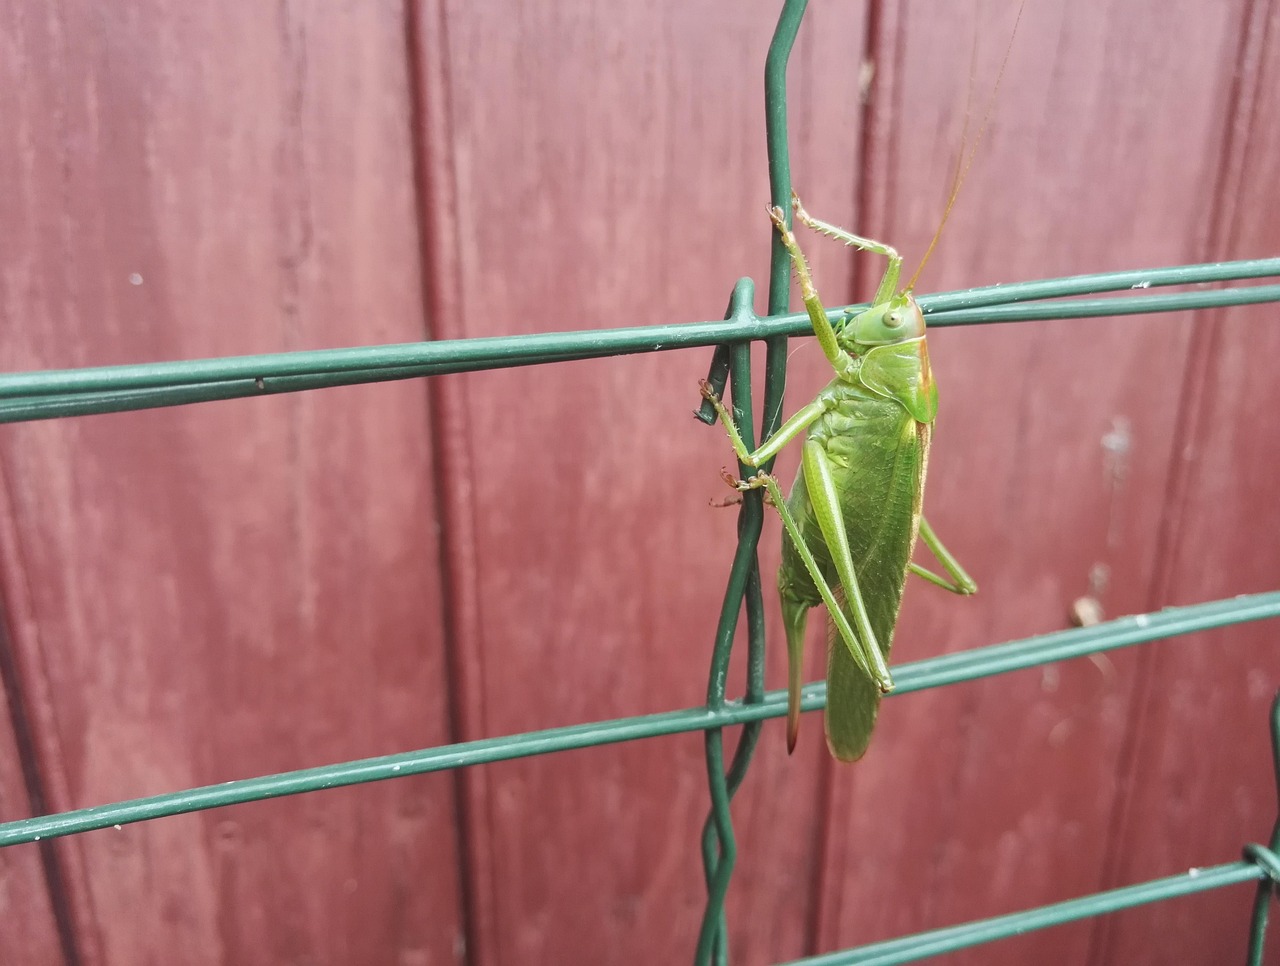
(816, 0, 1271, 963)
(0, 616, 65, 964)
(2, 0, 1276, 963)
(1088, 1, 1280, 962)
(415, 2, 871, 962)
(0, 1, 464, 963)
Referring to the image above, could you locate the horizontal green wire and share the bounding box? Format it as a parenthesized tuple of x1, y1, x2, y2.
(933, 282, 1280, 325)
(5, 257, 1273, 961)
(0, 591, 1274, 847)
(784, 861, 1266, 965)
(1, 259, 1277, 423)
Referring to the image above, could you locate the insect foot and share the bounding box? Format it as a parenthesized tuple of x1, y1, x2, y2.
(791, 191, 814, 227)
(719, 468, 747, 490)
(726, 471, 774, 493)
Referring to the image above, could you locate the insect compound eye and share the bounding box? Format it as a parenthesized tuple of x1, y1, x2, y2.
(884, 311, 904, 329)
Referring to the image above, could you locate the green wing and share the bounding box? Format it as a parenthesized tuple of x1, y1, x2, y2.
(824, 414, 930, 761)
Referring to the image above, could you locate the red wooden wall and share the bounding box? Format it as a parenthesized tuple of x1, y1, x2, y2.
(1, 1, 1277, 963)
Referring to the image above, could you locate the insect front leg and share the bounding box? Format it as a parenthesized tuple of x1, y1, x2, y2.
(908, 517, 978, 594)
(791, 194, 903, 307)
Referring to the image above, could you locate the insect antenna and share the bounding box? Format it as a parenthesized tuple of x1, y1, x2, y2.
(905, 0, 1027, 293)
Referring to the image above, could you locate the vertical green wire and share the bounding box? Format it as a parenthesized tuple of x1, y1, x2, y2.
(760, 0, 806, 471)
(697, 284, 761, 966)
(1245, 692, 1280, 965)
(765, 0, 806, 315)
(696, 3, 807, 964)
(697, 310, 770, 964)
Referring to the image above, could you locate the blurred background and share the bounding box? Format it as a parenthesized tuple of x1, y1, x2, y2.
(1, 0, 1278, 963)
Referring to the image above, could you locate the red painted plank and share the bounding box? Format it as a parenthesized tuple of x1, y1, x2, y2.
(3, 1, 1274, 964)
(0, 1, 463, 963)
(817, 1, 1264, 963)
(1090, 1, 1280, 962)
(0, 616, 65, 964)
(414, 2, 870, 962)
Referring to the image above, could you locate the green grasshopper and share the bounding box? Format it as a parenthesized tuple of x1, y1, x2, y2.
(700, 0, 1025, 763)
(700, 196, 977, 762)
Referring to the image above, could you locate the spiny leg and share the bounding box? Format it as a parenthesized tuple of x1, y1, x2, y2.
(734, 472, 870, 679)
(908, 516, 978, 594)
(699, 379, 830, 470)
(791, 192, 903, 306)
(723, 442, 896, 697)
(768, 205, 853, 377)
(693, 196, 862, 470)
(733, 471, 876, 750)
(799, 439, 893, 692)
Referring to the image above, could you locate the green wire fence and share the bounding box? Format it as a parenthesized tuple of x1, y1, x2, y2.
(2, 1, 1280, 963)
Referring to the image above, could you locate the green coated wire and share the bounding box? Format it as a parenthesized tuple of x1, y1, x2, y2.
(1, 593, 1274, 844)
(1245, 692, 1280, 965)
(4, 278, 1274, 964)
(0, 3, 1275, 958)
(2, 262, 1277, 424)
(700, 296, 763, 966)
(689, 0, 1278, 953)
(1, 284, 1276, 965)
(784, 861, 1268, 965)
(0, 587, 1275, 964)
(764, 0, 805, 315)
(698, 2, 807, 961)
(794, 690, 1280, 965)
(0, 259, 1266, 397)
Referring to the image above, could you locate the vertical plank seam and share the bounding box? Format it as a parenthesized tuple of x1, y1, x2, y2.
(404, 1, 491, 963)
(0, 458, 87, 966)
(1083, 1, 1272, 963)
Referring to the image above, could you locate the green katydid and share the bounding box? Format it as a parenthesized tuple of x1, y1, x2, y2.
(700, 195, 975, 761)
(700, 6, 1024, 762)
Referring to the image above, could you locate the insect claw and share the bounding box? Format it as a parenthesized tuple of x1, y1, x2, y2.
(791, 193, 816, 229)
(697, 378, 720, 403)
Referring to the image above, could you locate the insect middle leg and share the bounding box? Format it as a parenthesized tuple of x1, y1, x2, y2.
(791, 193, 903, 305)
(703, 197, 884, 467)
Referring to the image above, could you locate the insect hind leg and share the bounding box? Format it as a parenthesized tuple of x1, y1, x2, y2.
(798, 440, 893, 692)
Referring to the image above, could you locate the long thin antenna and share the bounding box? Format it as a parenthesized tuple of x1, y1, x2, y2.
(943, 10, 983, 242)
(905, 0, 1027, 293)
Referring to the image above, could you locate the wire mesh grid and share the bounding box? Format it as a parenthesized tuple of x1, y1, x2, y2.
(1, 1, 1279, 963)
